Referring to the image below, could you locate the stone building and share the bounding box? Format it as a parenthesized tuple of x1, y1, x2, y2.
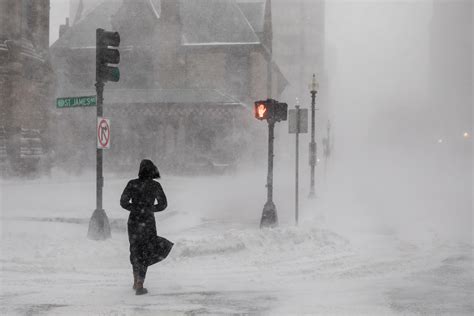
(50, 0, 287, 173)
(0, 0, 55, 175)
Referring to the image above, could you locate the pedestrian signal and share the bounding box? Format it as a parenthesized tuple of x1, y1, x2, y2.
(255, 102, 269, 120)
(254, 99, 288, 122)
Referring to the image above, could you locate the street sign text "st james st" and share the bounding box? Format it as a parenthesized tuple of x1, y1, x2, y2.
(56, 96, 97, 108)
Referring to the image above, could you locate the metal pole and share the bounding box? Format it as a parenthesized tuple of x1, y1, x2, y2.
(295, 106, 300, 225)
(260, 40, 278, 228)
(87, 28, 110, 240)
(267, 120, 274, 203)
(309, 75, 317, 198)
(96, 28, 104, 212)
(260, 119, 278, 228)
(96, 81, 104, 211)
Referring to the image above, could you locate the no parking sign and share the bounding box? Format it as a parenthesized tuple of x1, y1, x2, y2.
(97, 117, 110, 149)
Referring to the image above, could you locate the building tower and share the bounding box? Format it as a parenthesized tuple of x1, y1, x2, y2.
(272, 0, 325, 104)
(0, 0, 55, 175)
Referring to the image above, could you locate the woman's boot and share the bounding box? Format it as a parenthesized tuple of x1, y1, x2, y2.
(135, 277, 148, 295)
(132, 272, 138, 290)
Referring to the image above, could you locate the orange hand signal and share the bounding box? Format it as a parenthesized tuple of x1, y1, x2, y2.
(257, 104, 267, 118)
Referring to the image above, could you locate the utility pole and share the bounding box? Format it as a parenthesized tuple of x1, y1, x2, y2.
(308, 74, 319, 198)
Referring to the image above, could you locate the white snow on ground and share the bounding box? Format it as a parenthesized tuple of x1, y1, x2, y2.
(1, 172, 473, 315)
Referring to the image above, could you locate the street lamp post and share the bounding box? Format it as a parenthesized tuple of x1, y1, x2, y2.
(309, 74, 319, 198)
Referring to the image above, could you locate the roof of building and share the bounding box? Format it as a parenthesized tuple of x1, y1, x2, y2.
(51, 0, 287, 100)
(52, 0, 268, 49)
(236, 1, 265, 34)
(180, 0, 260, 45)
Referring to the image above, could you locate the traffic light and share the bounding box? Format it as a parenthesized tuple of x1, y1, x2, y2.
(254, 99, 288, 122)
(96, 28, 120, 83)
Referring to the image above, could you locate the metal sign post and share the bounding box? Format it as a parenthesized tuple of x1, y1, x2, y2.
(289, 105, 308, 225)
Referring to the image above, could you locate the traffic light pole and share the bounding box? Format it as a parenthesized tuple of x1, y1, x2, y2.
(260, 119, 278, 228)
(267, 120, 274, 203)
(96, 81, 104, 211)
(96, 29, 104, 213)
(87, 80, 111, 240)
(87, 28, 112, 240)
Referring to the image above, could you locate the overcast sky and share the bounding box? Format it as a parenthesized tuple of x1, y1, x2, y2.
(50, 0, 69, 46)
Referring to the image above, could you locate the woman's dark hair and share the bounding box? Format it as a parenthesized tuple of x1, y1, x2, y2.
(138, 159, 160, 179)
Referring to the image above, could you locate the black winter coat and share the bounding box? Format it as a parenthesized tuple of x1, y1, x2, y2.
(120, 160, 173, 267)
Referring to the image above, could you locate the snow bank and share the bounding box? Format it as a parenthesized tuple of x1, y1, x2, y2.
(172, 225, 350, 261)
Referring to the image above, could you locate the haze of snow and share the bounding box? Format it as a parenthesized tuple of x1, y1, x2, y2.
(2, 0, 472, 315)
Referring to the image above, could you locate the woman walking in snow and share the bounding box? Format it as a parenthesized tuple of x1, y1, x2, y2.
(120, 159, 173, 295)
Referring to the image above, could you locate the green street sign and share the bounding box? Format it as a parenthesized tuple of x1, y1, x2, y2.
(56, 95, 97, 108)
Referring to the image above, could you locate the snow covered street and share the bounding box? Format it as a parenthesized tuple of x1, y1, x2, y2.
(1, 173, 472, 315)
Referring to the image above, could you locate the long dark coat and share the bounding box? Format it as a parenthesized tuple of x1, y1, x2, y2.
(120, 160, 173, 267)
